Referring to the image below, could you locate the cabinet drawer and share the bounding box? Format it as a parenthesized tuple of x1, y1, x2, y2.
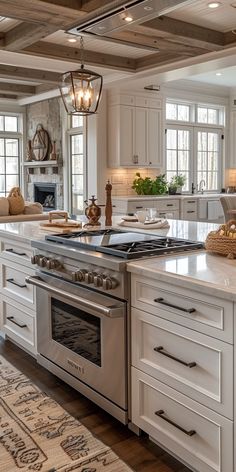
(0, 238, 32, 267)
(132, 368, 233, 472)
(127, 200, 156, 212)
(131, 275, 233, 343)
(120, 94, 135, 106)
(1, 296, 36, 354)
(156, 200, 179, 211)
(132, 308, 233, 418)
(1, 261, 35, 309)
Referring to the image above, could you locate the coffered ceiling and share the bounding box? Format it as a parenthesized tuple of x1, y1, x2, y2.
(0, 0, 235, 101)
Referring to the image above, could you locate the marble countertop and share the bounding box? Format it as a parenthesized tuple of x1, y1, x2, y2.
(0, 216, 219, 244)
(127, 251, 236, 301)
(112, 194, 225, 201)
(0, 216, 234, 299)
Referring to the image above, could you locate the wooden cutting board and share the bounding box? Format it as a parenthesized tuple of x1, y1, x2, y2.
(40, 220, 82, 233)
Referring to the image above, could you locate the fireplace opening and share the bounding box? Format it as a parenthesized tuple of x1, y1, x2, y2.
(34, 183, 56, 211)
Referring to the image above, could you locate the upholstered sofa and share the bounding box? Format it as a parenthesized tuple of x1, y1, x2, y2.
(0, 198, 49, 223)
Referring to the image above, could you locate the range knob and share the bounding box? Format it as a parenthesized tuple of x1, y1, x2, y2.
(38, 256, 48, 267)
(102, 276, 118, 290)
(46, 258, 62, 270)
(31, 254, 42, 265)
(94, 274, 104, 288)
(85, 271, 97, 284)
(71, 269, 87, 282)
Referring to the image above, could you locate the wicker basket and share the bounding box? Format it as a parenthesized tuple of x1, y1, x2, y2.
(205, 220, 236, 259)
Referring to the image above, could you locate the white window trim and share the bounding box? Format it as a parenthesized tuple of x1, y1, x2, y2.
(67, 117, 87, 215)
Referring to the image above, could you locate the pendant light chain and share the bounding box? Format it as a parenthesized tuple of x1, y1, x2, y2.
(80, 36, 84, 68)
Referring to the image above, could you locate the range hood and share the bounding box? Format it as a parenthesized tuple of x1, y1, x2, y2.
(68, 0, 194, 37)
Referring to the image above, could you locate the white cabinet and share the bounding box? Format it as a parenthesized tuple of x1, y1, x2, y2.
(180, 198, 198, 221)
(130, 273, 234, 471)
(0, 237, 37, 355)
(113, 197, 180, 219)
(108, 92, 163, 168)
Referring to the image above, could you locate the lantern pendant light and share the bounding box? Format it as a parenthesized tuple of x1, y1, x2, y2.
(59, 36, 103, 116)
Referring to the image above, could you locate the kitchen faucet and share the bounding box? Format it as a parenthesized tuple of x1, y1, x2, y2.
(198, 179, 206, 194)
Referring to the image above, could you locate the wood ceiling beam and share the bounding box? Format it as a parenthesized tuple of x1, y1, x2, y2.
(0, 0, 85, 27)
(133, 16, 224, 52)
(136, 51, 205, 72)
(0, 83, 36, 95)
(223, 30, 236, 47)
(0, 64, 61, 85)
(3, 22, 58, 51)
(0, 93, 18, 99)
(108, 30, 208, 55)
(23, 41, 136, 72)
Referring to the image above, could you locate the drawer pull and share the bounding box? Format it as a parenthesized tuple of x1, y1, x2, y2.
(7, 316, 27, 328)
(187, 201, 196, 204)
(135, 206, 143, 209)
(5, 248, 27, 256)
(155, 410, 196, 437)
(167, 204, 174, 207)
(187, 211, 195, 214)
(6, 278, 27, 288)
(154, 297, 196, 314)
(154, 346, 197, 368)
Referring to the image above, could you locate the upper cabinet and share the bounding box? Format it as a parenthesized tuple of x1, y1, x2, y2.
(108, 91, 164, 168)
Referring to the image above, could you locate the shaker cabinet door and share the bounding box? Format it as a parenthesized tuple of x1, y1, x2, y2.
(147, 108, 163, 167)
(120, 106, 135, 166)
(134, 107, 147, 166)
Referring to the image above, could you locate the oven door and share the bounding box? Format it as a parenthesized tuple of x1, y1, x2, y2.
(27, 271, 127, 410)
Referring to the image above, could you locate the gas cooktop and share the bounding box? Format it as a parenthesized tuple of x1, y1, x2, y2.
(45, 229, 203, 260)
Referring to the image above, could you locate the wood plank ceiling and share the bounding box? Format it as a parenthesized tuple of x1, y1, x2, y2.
(0, 0, 235, 99)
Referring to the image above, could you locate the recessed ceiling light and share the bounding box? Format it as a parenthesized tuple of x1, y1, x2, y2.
(68, 38, 77, 43)
(207, 2, 221, 8)
(124, 15, 133, 22)
(216, 72, 222, 76)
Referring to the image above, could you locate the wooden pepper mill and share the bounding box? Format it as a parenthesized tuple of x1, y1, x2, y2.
(105, 180, 112, 226)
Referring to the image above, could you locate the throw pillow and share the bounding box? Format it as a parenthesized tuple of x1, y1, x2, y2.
(7, 187, 25, 215)
(0, 197, 9, 216)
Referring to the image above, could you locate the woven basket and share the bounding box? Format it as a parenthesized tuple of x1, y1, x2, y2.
(205, 220, 236, 259)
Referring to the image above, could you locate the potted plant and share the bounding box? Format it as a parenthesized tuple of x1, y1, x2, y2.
(132, 173, 168, 195)
(169, 174, 186, 194)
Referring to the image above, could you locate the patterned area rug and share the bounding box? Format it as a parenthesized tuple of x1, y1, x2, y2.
(0, 355, 133, 472)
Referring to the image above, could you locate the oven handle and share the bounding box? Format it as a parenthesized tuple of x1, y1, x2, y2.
(25, 276, 124, 318)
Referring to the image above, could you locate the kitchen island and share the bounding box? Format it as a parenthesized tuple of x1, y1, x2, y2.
(0, 217, 235, 472)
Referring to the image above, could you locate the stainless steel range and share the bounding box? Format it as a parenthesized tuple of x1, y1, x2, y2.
(27, 229, 203, 424)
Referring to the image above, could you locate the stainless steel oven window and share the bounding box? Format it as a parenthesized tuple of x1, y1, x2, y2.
(51, 297, 101, 367)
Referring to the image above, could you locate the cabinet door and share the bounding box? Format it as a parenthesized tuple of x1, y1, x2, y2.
(120, 106, 135, 166)
(134, 107, 147, 166)
(147, 108, 163, 167)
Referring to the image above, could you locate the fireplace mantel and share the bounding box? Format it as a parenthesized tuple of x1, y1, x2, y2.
(23, 160, 60, 167)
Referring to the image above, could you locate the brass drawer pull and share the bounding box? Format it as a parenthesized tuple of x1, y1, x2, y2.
(154, 297, 196, 314)
(155, 410, 196, 437)
(6, 278, 27, 289)
(6, 248, 27, 256)
(166, 204, 174, 207)
(7, 316, 27, 328)
(154, 346, 197, 368)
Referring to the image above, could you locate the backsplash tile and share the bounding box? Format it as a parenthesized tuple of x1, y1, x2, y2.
(108, 168, 160, 196)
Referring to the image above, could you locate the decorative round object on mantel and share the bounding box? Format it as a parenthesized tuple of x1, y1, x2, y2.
(31, 123, 52, 161)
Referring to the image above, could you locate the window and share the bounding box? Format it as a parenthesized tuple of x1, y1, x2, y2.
(68, 116, 86, 215)
(165, 101, 224, 192)
(166, 127, 191, 192)
(0, 114, 21, 196)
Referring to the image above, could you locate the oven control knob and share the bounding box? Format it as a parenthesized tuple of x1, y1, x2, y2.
(85, 271, 97, 284)
(31, 254, 42, 265)
(94, 274, 104, 287)
(102, 276, 118, 290)
(46, 258, 61, 270)
(38, 256, 48, 267)
(71, 269, 87, 282)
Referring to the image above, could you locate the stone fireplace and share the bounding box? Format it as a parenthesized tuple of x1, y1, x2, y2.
(34, 182, 56, 211)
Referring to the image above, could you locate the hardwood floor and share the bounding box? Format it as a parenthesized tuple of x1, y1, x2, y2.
(0, 338, 191, 472)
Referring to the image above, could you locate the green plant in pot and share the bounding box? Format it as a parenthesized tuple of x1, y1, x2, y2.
(169, 174, 186, 194)
(132, 173, 168, 195)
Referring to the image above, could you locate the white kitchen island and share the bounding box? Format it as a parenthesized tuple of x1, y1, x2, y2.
(0, 218, 235, 471)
